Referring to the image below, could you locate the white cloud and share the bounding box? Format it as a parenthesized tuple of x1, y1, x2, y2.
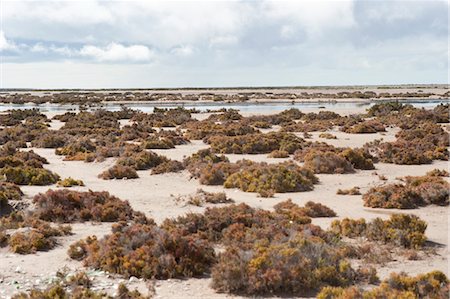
(0, 31, 17, 51)
(171, 45, 194, 57)
(79, 43, 154, 62)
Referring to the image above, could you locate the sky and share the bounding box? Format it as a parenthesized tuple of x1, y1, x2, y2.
(0, 0, 448, 89)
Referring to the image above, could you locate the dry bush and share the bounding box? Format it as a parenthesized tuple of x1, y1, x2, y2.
(99, 165, 139, 180)
(319, 132, 337, 139)
(224, 161, 318, 195)
(363, 174, 449, 208)
(339, 148, 375, 170)
(336, 187, 361, 195)
(151, 160, 185, 174)
(185, 189, 234, 206)
(211, 234, 358, 295)
(427, 168, 449, 177)
(365, 123, 449, 164)
(317, 271, 449, 299)
(69, 222, 215, 279)
(207, 132, 305, 154)
(57, 177, 85, 187)
(1, 212, 72, 254)
(30, 131, 69, 148)
(331, 214, 427, 249)
(303, 201, 337, 217)
(143, 137, 175, 149)
(184, 121, 258, 140)
(116, 150, 168, 170)
(267, 150, 289, 158)
(0, 182, 23, 208)
(1, 166, 60, 185)
(8, 230, 55, 254)
(32, 189, 143, 223)
(304, 151, 355, 174)
(55, 138, 97, 160)
(341, 120, 386, 134)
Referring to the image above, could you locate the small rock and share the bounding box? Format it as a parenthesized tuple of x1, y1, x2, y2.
(129, 276, 137, 282)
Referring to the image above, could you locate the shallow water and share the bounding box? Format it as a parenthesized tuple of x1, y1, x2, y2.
(0, 99, 447, 113)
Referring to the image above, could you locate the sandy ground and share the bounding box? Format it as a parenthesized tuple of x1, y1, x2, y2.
(0, 108, 448, 298)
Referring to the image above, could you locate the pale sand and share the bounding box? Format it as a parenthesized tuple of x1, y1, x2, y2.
(0, 112, 448, 298)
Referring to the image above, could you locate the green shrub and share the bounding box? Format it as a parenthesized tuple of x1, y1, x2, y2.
(1, 166, 60, 185)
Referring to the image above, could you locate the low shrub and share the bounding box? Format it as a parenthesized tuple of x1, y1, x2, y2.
(70, 223, 216, 279)
(211, 234, 358, 295)
(207, 132, 306, 154)
(336, 187, 361, 195)
(319, 133, 337, 139)
(0, 182, 23, 208)
(117, 150, 168, 170)
(267, 150, 289, 158)
(33, 189, 143, 223)
(8, 230, 55, 254)
(57, 177, 85, 187)
(341, 120, 386, 134)
(224, 161, 318, 195)
(363, 174, 449, 208)
(1, 213, 72, 254)
(185, 189, 234, 206)
(99, 165, 139, 180)
(184, 121, 258, 140)
(339, 148, 375, 170)
(331, 214, 427, 248)
(143, 137, 175, 149)
(317, 271, 449, 299)
(304, 151, 354, 174)
(0, 166, 60, 185)
(151, 160, 185, 174)
(303, 201, 337, 217)
(427, 168, 449, 177)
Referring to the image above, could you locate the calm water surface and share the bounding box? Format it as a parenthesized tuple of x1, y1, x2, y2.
(0, 99, 447, 113)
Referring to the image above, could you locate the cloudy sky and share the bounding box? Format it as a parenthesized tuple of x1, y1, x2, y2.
(0, 0, 448, 89)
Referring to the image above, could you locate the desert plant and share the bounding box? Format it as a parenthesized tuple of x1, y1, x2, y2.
(57, 177, 85, 187)
(99, 165, 139, 180)
(304, 151, 354, 174)
(1, 166, 60, 185)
